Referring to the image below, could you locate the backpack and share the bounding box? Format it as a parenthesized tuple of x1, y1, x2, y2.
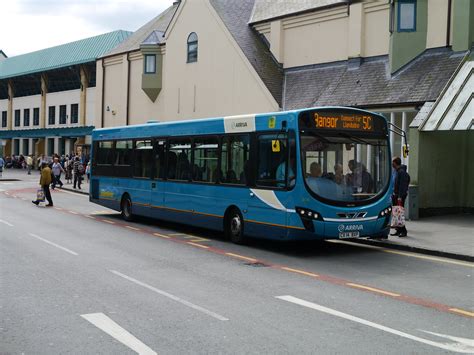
(77, 163, 84, 174)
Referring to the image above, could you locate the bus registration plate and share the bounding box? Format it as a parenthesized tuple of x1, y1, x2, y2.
(339, 231, 360, 239)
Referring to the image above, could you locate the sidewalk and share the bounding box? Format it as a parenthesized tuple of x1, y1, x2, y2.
(2, 168, 473, 261)
(352, 215, 474, 262)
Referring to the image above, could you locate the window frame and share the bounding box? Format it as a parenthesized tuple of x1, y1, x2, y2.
(33, 108, 40, 126)
(144, 54, 157, 74)
(48, 106, 56, 125)
(397, 0, 417, 32)
(187, 32, 198, 63)
(59, 104, 67, 124)
(70, 104, 79, 124)
(14, 109, 20, 127)
(1, 111, 7, 127)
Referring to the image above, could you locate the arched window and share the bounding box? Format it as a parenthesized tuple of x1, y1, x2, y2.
(187, 32, 198, 63)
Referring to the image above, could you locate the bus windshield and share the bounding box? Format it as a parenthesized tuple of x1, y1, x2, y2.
(298, 108, 390, 204)
(300, 131, 390, 203)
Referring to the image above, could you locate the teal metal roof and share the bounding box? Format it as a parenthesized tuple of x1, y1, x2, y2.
(0, 30, 132, 80)
(0, 126, 95, 139)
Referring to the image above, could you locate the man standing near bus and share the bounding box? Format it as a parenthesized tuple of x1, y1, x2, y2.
(391, 157, 410, 237)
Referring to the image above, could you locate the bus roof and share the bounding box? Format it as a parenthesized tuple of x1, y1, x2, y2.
(92, 106, 382, 141)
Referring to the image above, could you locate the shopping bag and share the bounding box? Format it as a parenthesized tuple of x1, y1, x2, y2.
(391, 205, 405, 227)
(36, 188, 45, 202)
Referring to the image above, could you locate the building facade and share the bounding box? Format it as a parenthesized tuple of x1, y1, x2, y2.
(95, 0, 473, 215)
(0, 30, 132, 159)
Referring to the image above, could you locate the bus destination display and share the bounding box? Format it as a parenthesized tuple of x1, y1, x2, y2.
(314, 113, 374, 132)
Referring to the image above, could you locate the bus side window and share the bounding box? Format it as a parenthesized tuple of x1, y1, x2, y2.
(220, 135, 250, 185)
(168, 139, 192, 181)
(193, 137, 218, 183)
(154, 140, 166, 179)
(256, 134, 288, 188)
(115, 140, 133, 178)
(133, 140, 153, 178)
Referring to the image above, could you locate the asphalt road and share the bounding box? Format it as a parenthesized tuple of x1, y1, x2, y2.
(1, 174, 473, 354)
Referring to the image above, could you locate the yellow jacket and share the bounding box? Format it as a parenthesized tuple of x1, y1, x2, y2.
(40, 166, 52, 186)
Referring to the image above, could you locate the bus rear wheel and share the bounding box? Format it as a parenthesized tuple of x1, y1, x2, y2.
(226, 208, 245, 244)
(121, 195, 133, 221)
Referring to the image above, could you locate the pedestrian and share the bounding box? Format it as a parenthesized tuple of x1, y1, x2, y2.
(0, 156, 4, 177)
(32, 162, 53, 206)
(26, 155, 33, 175)
(51, 156, 64, 189)
(391, 156, 410, 237)
(65, 156, 73, 184)
(73, 156, 84, 189)
(85, 161, 91, 183)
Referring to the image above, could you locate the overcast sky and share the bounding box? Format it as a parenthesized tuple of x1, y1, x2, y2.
(1, 0, 175, 57)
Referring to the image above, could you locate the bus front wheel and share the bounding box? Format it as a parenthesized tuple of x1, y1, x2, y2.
(226, 208, 245, 244)
(121, 195, 133, 221)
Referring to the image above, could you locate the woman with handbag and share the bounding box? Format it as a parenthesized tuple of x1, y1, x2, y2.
(32, 162, 53, 207)
(391, 157, 410, 237)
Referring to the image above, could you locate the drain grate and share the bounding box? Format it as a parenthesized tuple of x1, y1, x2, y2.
(244, 262, 269, 267)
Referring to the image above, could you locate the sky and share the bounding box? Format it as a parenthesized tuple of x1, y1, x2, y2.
(1, 0, 175, 57)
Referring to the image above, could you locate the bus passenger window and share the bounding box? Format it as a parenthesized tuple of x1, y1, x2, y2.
(168, 139, 192, 181)
(133, 140, 153, 178)
(154, 140, 166, 179)
(115, 140, 133, 166)
(256, 134, 289, 188)
(96, 141, 114, 165)
(193, 138, 218, 183)
(220, 135, 250, 185)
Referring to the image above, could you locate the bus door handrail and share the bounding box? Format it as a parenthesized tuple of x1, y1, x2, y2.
(387, 122, 409, 157)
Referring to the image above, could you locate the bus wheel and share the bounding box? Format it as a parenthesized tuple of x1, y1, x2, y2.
(226, 208, 245, 244)
(121, 195, 133, 221)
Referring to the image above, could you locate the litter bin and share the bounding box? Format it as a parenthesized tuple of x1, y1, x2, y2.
(406, 185, 419, 220)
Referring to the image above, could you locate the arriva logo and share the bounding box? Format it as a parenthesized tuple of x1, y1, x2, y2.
(338, 224, 363, 232)
(232, 121, 248, 129)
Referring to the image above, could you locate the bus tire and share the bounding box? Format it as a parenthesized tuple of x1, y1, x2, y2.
(225, 208, 245, 244)
(121, 195, 133, 221)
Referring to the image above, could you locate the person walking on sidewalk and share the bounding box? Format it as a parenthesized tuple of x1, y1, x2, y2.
(51, 157, 64, 189)
(26, 155, 33, 175)
(32, 162, 53, 206)
(73, 156, 84, 189)
(391, 157, 410, 237)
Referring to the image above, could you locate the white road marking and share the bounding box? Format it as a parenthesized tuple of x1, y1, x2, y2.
(110, 270, 229, 321)
(28, 233, 78, 256)
(81, 313, 157, 355)
(0, 219, 14, 227)
(276, 295, 474, 353)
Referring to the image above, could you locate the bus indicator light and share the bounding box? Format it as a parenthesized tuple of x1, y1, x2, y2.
(268, 116, 276, 129)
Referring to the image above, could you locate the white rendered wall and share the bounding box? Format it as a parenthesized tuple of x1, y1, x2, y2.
(86, 87, 96, 126)
(45, 89, 80, 128)
(12, 95, 41, 130)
